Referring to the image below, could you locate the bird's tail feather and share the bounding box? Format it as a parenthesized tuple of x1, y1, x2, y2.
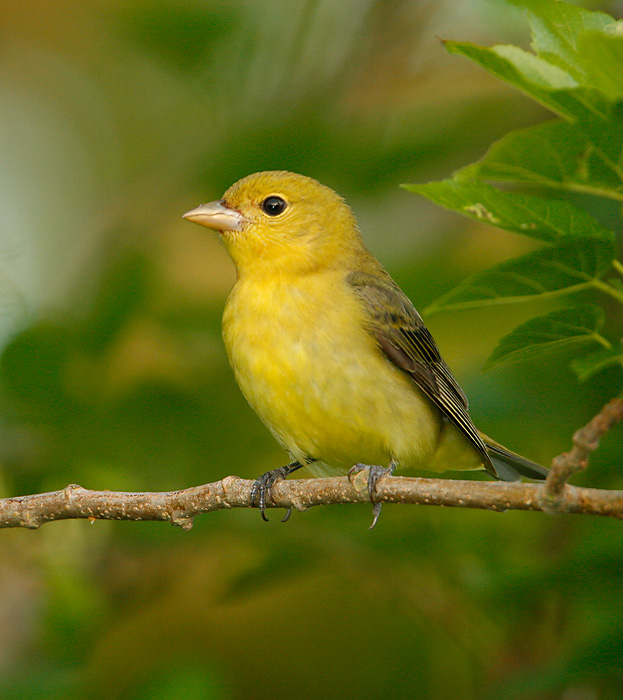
(484, 440, 548, 482)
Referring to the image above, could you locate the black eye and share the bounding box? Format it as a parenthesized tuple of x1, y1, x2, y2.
(261, 196, 287, 216)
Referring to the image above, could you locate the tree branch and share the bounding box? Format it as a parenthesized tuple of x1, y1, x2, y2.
(540, 397, 623, 514)
(1, 398, 622, 530)
(0, 472, 622, 531)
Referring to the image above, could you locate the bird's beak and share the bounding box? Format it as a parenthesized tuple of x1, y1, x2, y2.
(182, 200, 244, 232)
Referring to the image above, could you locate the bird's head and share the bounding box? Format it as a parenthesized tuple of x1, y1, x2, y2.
(183, 171, 365, 276)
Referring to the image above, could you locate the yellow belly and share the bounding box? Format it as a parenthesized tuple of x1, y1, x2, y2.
(222, 271, 444, 473)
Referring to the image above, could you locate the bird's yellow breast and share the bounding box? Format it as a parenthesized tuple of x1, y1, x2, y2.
(222, 270, 442, 472)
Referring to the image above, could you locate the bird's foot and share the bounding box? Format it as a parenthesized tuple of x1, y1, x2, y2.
(348, 461, 396, 529)
(251, 461, 304, 522)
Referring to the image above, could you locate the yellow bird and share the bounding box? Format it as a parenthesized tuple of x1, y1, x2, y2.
(183, 171, 546, 525)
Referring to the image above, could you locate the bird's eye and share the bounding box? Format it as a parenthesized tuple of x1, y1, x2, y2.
(261, 196, 287, 216)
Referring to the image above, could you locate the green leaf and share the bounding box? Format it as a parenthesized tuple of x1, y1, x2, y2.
(524, 0, 618, 81)
(485, 305, 606, 369)
(492, 44, 579, 89)
(445, 4, 623, 190)
(403, 178, 615, 243)
(411, 1, 623, 383)
(462, 119, 623, 200)
(444, 40, 610, 123)
(448, 3, 623, 111)
(425, 238, 615, 314)
(571, 344, 623, 382)
(579, 32, 623, 102)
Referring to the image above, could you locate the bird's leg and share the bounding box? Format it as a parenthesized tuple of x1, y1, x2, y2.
(251, 460, 309, 522)
(348, 459, 397, 529)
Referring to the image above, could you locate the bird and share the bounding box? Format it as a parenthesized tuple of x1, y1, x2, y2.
(183, 170, 547, 526)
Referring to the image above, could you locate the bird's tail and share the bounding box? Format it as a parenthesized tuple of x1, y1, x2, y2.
(481, 434, 548, 482)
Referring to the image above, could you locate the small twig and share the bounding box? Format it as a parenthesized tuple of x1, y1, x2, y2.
(1, 470, 623, 530)
(540, 397, 623, 513)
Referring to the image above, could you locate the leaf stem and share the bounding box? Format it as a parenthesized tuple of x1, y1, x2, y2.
(612, 259, 623, 277)
(592, 333, 613, 350)
(590, 278, 623, 305)
(425, 282, 596, 315)
(564, 183, 623, 204)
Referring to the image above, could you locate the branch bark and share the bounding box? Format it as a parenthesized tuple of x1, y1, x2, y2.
(1, 398, 622, 530)
(1, 472, 622, 531)
(541, 397, 623, 513)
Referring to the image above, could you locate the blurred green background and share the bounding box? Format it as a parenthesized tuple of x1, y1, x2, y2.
(1, 0, 623, 698)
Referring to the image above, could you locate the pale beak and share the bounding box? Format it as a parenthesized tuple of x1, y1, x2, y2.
(182, 200, 244, 232)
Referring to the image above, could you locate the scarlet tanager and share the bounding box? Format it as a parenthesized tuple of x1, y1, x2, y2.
(183, 171, 547, 524)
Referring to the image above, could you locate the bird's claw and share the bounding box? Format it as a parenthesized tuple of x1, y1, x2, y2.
(250, 467, 292, 522)
(348, 462, 396, 529)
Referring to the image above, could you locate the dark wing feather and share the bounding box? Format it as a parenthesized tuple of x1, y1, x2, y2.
(348, 269, 496, 475)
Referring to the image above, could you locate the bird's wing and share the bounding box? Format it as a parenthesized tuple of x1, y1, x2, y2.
(347, 270, 495, 474)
